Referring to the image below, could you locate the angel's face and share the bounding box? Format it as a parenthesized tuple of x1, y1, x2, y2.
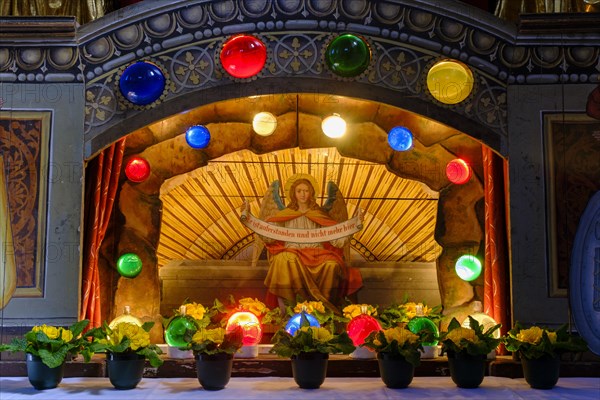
(294, 183, 312, 205)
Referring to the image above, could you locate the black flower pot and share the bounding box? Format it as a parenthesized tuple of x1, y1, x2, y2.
(447, 351, 486, 388)
(106, 352, 146, 390)
(26, 353, 64, 390)
(195, 352, 234, 390)
(521, 353, 560, 390)
(377, 352, 415, 389)
(291, 352, 328, 389)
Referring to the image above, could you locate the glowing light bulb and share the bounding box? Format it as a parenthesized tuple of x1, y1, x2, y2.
(252, 112, 277, 136)
(321, 114, 346, 138)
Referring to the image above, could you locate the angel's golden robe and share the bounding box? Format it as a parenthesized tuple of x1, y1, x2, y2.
(263, 208, 362, 312)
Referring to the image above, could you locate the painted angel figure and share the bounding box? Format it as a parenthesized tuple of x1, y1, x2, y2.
(242, 174, 363, 313)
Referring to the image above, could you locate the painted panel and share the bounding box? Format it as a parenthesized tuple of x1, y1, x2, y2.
(544, 113, 600, 297)
(0, 111, 50, 299)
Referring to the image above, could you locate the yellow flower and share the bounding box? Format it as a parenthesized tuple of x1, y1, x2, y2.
(239, 297, 267, 316)
(185, 302, 206, 321)
(192, 328, 225, 344)
(446, 327, 479, 346)
(516, 326, 544, 345)
(383, 327, 419, 346)
(32, 325, 60, 340)
(60, 329, 73, 342)
(109, 322, 150, 351)
(547, 331, 557, 344)
(342, 304, 377, 319)
(402, 302, 417, 320)
(294, 301, 325, 314)
(298, 326, 332, 342)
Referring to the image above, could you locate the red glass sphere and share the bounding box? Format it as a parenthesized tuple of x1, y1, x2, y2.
(220, 35, 267, 79)
(346, 314, 382, 346)
(124, 156, 150, 183)
(446, 158, 472, 185)
(226, 311, 262, 346)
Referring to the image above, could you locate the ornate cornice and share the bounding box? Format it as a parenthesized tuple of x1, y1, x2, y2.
(0, 16, 81, 83)
(1, 1, 599, 157)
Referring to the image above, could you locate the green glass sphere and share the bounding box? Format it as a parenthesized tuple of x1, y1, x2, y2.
(116, 253, 143, 278)
(165, 316, 197, 348)
(407, 317, 439, 346)
(455, 255, 482, 282)
(325, 34, 371, 77)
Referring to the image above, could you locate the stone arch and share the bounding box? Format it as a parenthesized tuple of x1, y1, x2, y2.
(78, 1, 521, 337)
(105, 95, 483, 340)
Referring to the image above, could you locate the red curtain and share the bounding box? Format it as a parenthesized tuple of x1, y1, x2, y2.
(80, 139, 126, 328)
(482, 147, 510, 353)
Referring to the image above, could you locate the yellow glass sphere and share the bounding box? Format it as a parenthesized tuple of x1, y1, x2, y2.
(109, 306, 143, 329)
(426, 60, 474, 104)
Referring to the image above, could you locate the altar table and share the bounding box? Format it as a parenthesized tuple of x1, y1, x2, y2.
(0, 377, 598, 399)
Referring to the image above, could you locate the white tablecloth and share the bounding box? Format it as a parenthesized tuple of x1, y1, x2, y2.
(0, 377, 598, 399)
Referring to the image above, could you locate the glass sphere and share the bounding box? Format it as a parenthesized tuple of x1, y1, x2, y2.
(388, 126, 413, 151)
(119, 61, 165, 105)
(185, 125, 211, 149)
(285, 312, 320, 336)
(325, 34, 371, 77)
(116, 253, 142, 278)
(220, 35, 267, 79)
(407, 317, 439, 346)
(346, 314, 382, 346)
(165, 316, 197, 348)
(226, 311, 262, 346)
(426, 60, 474, 104)
(109, 306, 142, 329)
(455, 255, 482, 281)
(252, 112, 277, 136)
(462, 314, 501, 339)
(446, 158, 472, 184)
(124, 156, 151, 182)
(321, 114, 346, 138)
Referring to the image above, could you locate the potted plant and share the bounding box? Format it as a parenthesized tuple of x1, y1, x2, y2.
(182, 326, 244, 390)
(439, 316, 501, 388)
(504, 323, 588, 389)
(163, 300, 213, 358)
(0, 320, 91, 390)
(270, 321, 355, 389)
(86, 321, 163, 390)
(362, 325, 431, 388)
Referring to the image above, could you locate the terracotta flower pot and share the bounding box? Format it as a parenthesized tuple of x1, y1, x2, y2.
(26, 353, 64, 390)
(291, 351, 328, 389)
(106, 352, 146, 390)
(377, 352, 415, 388)
(447, 350, 486, 388)
(521, 353, 560, 389)
(195, 352, 234, 390)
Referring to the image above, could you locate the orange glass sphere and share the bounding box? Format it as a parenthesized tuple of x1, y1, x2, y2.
(226, 311, 262, 346)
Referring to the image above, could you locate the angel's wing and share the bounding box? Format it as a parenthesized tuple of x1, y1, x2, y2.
(252, 180, 285, 266)
(322, 181, 351, 262)
(322, 181, 348, 222)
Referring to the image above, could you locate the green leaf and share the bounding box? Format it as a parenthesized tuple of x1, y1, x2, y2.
(38, 346, 69, 368)
(137, 347, 163, 368)
(69, 320, 89, 338)
(141, 321, 155, 333)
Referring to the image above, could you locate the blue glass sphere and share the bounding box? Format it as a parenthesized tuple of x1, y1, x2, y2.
(285, 312, 320, 336)
(387, 126, 413, 151)
(119, 61, 165, 105)
(185, 125, 211, 149)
